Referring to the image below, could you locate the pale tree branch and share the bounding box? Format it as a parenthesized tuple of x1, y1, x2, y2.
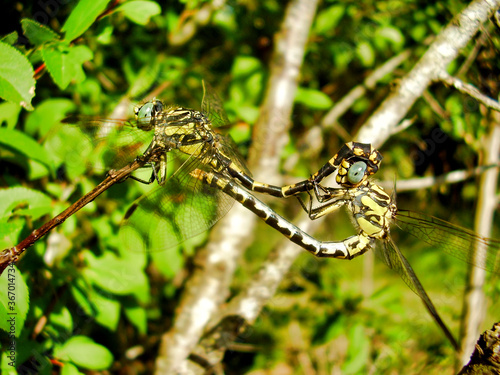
(321, 50, 411, 133)
(154, 0, 320, 373)
(460, 119, 500, 365)
(300, 50, 411, 156)
(437, 70, 500, 112)
(377, 164, 500, 192)
(356, 0, 500, 146)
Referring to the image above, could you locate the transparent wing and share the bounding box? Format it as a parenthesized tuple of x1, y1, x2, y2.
(202, 82, 251, 176)
(57, 115, 156, 171)
(216, 133, 252, 176)
(374, 238, 458, 349)
(395, 210, 500, 274)
(201, 81, 231, 128)
(119, 144, 235, 253)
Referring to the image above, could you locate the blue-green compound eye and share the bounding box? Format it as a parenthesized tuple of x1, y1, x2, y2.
(347, 161, 367, 184)
(137, 102, 154, 125)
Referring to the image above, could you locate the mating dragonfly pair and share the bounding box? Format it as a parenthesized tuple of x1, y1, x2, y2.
(67, 88, 499, 350)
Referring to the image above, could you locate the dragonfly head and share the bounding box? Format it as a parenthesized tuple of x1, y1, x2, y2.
(336, 146, 383, 188)
(134, 99, 165, 130)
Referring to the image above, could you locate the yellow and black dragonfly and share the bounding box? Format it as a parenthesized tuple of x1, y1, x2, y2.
(59, 84, 339, 254)
(291, 145, 500, 350)
(194, 142, 500, 350)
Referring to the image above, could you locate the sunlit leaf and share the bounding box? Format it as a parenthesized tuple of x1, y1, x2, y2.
(42, 42, 93, 89)
(0, 266, 30, 338)
(21, 18, 59, 46)
(0, 42, 35, 110)
(54, 336, 113, 370)
(295, 87, 333, 110)
(62, 0, 110, 41)
(116, 1, 161, 26)
(0, 128, 54, 173)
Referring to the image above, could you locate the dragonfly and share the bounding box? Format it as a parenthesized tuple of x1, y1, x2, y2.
(62, 84, 353, 253)
(193, 142, 500, 350)
(297, 150, 500, 350)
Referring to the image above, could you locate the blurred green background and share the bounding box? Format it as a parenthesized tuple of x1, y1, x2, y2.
(0, 0, 499, 374)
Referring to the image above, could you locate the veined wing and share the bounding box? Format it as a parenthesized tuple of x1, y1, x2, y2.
(58, 115, 156, 171)
(395, 210, 500, 274)
(374, 238, 459, 350)
(201, 83, 252, 176)
(201, 81, 230, 129)
(119, 141, 235, 253)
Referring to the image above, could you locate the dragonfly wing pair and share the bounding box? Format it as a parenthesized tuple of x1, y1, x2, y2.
(395, 210, 500, 274)
(374, 237, 459, 349)
(120, 146, 236, 253)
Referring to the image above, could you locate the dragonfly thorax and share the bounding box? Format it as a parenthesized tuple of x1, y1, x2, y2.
(350, 182, 395, 240)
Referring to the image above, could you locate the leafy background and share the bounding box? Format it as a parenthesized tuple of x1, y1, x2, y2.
(0, 0, 499, 374)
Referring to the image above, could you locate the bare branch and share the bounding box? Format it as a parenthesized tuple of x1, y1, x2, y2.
(460, 120, 500, 364)
(437, 70, 500, 112)
(377, 164, 499, 192)
(0, 154, 152, 275)
(357, 0, 500, 146)
(301, 50, 411, 154)
(322, 50, 411, 132)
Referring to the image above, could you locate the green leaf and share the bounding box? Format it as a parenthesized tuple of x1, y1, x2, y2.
(25, 98, 76, 137)
(0, 187, 52, 220)
(83, 252, 149, 296)
(62, 0, 110, 42)
(230, 55, 265, 106)
(0, 101, 22, 129)
(117, 1, 162, 26)
(124, 305, 147, 335)
(41, 42, 93, 90)
(376, 26, 404, 47)
(127, 59, 162, 98)
(87, 288, 121, 331)
(61, 362, 84, 375)
(0, 265, 30, 337)
(49, 305, 74, 334)
(21, 18, 59, 46)
(356, 41, 375, 67)
(314, 5, 345, 35)
(54, 336, 113, 370)
(342, 324, 370, 374)
(0, 128, 54, 174)
(0, 41, 35, 110)
(295, 87, 333, 110)
(1, 32, 19, 45)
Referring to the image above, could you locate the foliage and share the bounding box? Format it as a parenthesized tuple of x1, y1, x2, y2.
(0, 0, 499, 374)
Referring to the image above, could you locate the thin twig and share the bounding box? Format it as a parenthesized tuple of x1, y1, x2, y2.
(357, 0, 500, 146)
(0, 153, 154, 275)
(377, 164, 499, 192)
(301, 50, 411, 154)
(322, 50, 411, 132)
(168, 0, 227, 47)
(437, 70, 500, 112)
